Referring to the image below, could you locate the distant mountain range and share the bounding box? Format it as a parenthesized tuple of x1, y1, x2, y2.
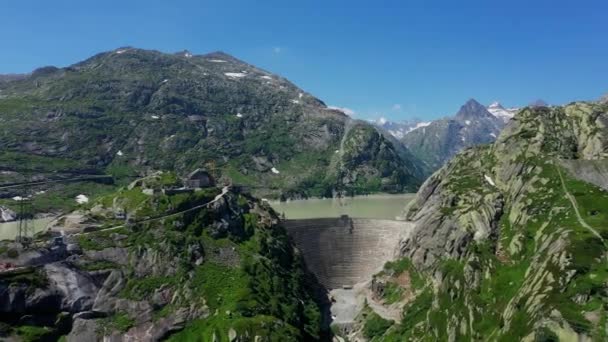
(487, 101, 518, 123)
(375, 99, 518, 173)
(373, 118, 431, 139)
(0, 73, 27, 83)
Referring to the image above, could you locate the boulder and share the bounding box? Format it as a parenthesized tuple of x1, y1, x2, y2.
(0, 206, 17, 222)
(44, 263, 100, 312)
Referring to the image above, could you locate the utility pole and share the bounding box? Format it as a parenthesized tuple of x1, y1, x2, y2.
(16, 185, 33, 248)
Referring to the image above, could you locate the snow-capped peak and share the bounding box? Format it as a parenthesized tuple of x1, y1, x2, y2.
(487, 101, 517, 123)
(406, 121, 431, 133)
(377, 117, 387, 125)
(488, 101, 504, 109)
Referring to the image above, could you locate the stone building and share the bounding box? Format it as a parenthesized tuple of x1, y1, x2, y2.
(184, 169, 215, 188)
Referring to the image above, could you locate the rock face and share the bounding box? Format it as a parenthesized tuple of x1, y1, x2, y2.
(401, 99, 507, 172)
(359, 101, 608, 340)
(337, 123, 424, 195)
(0, 47, 423, 199)
(0, 206, 17, 222)
(0, 179, 327, 341)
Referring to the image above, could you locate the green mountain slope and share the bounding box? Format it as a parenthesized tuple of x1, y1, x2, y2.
(363, 101, 608, 340)
(0, 175, 328, 340)
(0, 48, 423, 203)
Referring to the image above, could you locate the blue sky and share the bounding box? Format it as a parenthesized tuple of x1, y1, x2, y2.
(1, 0, 607, 121)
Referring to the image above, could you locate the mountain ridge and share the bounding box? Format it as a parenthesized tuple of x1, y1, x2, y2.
(361, 100, 608, 340)
(0, 47, 424, 206)
(399, 98, 506, 172)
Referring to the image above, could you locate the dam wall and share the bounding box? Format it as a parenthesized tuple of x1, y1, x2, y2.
(284, 216, 413, 289)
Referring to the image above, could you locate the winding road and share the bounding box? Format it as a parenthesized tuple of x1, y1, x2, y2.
(557, 166, 605, 244)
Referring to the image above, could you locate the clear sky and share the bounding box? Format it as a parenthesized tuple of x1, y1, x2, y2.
(1, 0, 607, 121)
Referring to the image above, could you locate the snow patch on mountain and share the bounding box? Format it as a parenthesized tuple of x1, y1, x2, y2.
(406, 121, 431, 133)
(373, 118, 432, 139)
(75, 194, 89, 204)
(487, 101, 517, 123)
(484, 174, 496, 187)
(225, 72, 247, 78)
(327, 106, 355, 116)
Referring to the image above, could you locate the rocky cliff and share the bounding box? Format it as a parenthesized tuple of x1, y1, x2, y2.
(0, 174, 327, 341)
(354, 101, 608, 340)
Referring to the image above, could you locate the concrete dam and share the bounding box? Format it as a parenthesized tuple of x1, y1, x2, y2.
(284, 216, 414, 289)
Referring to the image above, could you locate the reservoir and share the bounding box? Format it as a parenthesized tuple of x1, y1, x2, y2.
(0, 217, 54, 241)
(269, 193, 415, 220)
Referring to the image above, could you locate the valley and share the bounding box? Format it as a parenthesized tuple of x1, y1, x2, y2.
(1, 46, 607, 342)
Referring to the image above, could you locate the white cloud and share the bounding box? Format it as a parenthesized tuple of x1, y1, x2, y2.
(392, 104, 402, 111)
(327, 106, 355, 116)
(273, 47, 282, 54)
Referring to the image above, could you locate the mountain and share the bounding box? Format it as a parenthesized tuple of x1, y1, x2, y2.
(0, 47, 424, 205)
(357, 101, 608, 340)
(0, 73, 27, 83)
(530, 99, 549, 107)
(0, 174, 327, 340)
(487, 101, 518, 123)
(373, 118, 431, 139)
(400, 99, 505, 172)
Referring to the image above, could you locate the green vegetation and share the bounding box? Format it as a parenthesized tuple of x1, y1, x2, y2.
(15, 325, 54, 342)
(363, 310, 394, 339)
(383, 258, 425, 290)
(76, 227, 129, 251)
(376, 103, 608, 340)
(0, 151, 86, 173)
(382, 282, 404, 304)
(79, 260, 118, 271)
(75, 183, 324, 340)
(0, 268, 48, 288)
(0, 47, 424, 204)
(99, 313, 135, 334)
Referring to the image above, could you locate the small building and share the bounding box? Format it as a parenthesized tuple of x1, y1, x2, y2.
(184, 169, 215, 188)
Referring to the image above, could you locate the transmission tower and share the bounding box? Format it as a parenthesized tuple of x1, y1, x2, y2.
(16, 185, 33, 248)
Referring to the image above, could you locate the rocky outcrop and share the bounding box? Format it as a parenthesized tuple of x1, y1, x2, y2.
(0, 206, 16, 222)
(401, 148, 504, 268)
(1, 184, 325, 341)
(0, 262, 99, 325)
(338, 123, 423, 195)
(378, 101, 608, 340)
(558, 159, 608, 190)
(44, 263, 100, 312)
